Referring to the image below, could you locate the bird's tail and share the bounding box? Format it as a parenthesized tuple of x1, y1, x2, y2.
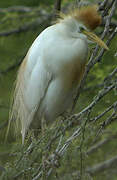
(7, 57, 36, 144)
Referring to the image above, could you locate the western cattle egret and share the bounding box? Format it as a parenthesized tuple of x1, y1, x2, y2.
(10, 5, 108, 143)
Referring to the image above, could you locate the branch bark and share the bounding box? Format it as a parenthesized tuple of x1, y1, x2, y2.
(86, 155, 117, 175)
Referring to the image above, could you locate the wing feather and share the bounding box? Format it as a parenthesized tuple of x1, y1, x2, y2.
(9, 54, 52, 143)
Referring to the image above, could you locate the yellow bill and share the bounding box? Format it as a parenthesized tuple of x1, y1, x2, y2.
(83, 30, 109, 50)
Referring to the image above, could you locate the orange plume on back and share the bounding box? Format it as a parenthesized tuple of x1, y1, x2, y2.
(72, 5, 102, 30)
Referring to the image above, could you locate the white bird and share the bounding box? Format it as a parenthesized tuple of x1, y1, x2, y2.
(10, 5, 108, 143)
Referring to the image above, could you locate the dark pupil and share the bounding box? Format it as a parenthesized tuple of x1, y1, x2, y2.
(80, 27, 84, 32)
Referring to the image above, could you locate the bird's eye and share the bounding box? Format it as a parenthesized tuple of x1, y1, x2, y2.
(80, 27, 85, 32)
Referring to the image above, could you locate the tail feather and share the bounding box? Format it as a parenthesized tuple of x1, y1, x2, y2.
(8, 57, 37, 143)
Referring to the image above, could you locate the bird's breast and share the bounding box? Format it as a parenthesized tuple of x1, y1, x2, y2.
(56, 38, 88, 90)
(60, 59, 86, 91)
(43, 37, 88, 91)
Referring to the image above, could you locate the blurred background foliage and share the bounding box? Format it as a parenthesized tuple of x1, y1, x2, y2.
(0, 0, 117, 179)
(0, 0, 55, 7)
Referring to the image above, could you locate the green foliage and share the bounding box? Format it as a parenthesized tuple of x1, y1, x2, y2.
(0, 0, 55, 8)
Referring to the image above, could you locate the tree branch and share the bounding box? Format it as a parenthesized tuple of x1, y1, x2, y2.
(87, 134, 117, 155)
(0, 6, 32, 13)
(0, 11, 52, 37)
(54, 0, 62, 12)
(0, 58, 23, 75)
(86, 155, 117, 175)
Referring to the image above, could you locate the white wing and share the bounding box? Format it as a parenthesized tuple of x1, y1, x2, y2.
(10, 31, 53, 143)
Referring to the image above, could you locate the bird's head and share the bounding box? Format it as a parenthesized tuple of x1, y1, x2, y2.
(57, 5, 108, 50)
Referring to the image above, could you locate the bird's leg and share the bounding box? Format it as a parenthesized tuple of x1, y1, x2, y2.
(41, 117, 47, 179)
(41, 117, 47, 135)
